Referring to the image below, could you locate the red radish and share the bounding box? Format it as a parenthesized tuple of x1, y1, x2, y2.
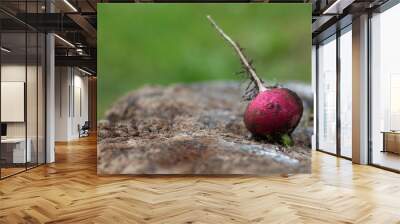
(244, 88, 303, 136)
(207, 15, 303, 144)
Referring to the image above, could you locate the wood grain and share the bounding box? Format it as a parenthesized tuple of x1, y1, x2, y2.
(1, 135, 400, 223)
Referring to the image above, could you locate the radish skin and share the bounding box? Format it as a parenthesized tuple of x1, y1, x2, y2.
(244, 88, 303, 136)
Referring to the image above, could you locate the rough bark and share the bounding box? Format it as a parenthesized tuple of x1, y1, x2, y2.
(98, 81, 312, 175)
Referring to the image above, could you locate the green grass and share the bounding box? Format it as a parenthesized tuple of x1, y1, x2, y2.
(98, 3, 311, 118)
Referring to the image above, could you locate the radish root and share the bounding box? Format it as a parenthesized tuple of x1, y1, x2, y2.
(206, 15, 268, 98)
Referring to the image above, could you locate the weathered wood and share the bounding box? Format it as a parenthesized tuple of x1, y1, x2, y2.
(98, 82, 312, 174)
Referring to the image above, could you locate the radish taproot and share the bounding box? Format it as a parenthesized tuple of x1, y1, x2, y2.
(206, 15, 303, 145)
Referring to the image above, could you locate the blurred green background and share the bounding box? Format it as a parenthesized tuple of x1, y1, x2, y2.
(98, 4, 311, 118)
